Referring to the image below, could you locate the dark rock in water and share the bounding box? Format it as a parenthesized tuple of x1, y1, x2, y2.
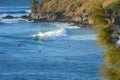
(39, 50, 41, 53)
(18, 19, 26, 22)
(2, 15, 14, 19)
(65, 57, 70, 60)
(35, 38, 39, 41)
(68, 44, 71, 47)
(34, 36, 39, 41)
(21, 15, 29, 19)
(17, 43, 21, 47)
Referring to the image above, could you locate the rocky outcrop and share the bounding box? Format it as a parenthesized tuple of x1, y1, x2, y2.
(30, 12, 57, 21)
(21, 15, 30, 19)
(2, 15, 14, 19)
(30, 10, 89, 27)
(29, 0, 120, 27)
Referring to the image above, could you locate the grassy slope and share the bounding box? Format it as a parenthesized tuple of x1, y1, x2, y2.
(36, 0, 117, 13)
(31, 0, 120, 21)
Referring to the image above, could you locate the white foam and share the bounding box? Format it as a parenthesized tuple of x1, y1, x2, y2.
(2, 13, 8, 17)
(68, 34, 96, 40)
(54, 23, 80, 29)
(25, 10, 31, 13)
(67, 26, 80, 29)
(32, 28, 67, 41)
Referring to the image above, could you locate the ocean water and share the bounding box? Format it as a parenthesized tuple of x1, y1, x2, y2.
(0, 0, 31, 20)
(0, 0, 102, 80)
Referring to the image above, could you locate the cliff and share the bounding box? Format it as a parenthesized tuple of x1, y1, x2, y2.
(30, 0, 120, 27)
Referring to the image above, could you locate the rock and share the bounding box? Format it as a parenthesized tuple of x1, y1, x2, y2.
(17, 43, 21, 47)
(21, 15, 29, 19)
(39, 50, 41, 53)
(2, 15, 14, 19)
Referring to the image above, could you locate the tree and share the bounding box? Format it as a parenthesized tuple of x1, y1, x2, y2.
(30, 0, 39, 9)
(88, 0, 120, 80)
(106, 0, 120, 16)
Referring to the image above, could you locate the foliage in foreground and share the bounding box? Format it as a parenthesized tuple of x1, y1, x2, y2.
(89, 0, 120, 80)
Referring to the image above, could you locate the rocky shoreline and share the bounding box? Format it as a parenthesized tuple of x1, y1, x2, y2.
(2, 10, 120, 29)
(2, 15, 30, 20)
(28, 0, 120, 29)
(1, 13, 90, 27)
(29, 11, 90, 27)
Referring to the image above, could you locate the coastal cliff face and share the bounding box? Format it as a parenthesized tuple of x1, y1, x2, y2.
(30, 0, 120, 26)
(30, 0, 88, 24)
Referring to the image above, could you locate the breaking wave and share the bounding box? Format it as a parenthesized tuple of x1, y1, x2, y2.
(32, 28, 67, 41)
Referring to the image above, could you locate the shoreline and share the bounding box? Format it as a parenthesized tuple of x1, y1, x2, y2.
(1, 14, 91, 28)
(30, 18, 91, 28)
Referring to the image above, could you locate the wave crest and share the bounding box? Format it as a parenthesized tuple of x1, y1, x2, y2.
(32, 28, 67, 41)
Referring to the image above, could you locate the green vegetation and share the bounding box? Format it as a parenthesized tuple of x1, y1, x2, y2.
(106, 0, 120, 15)
(30, 0, 118, 17)
(106, 0, 120, 10)
(30, 0, 39, 9)
(89, 0, 120, 80)
(30, 0, 85, 17)
(30, 0, 120, 24)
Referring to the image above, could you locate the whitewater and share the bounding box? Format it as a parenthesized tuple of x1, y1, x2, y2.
(32, 28, 67, 41)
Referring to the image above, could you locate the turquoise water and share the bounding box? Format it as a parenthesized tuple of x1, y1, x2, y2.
(0, 0, 102, 80)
